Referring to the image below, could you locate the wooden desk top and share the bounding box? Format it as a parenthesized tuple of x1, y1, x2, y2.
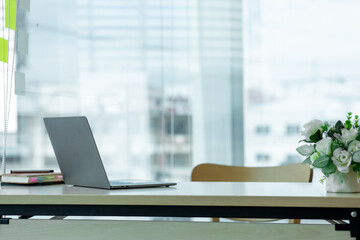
(0, 182, 360, 208)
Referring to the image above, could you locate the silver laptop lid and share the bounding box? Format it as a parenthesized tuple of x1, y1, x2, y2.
(44, 116, 111, 189)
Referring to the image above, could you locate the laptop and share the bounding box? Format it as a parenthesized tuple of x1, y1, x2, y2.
(43, 116, 176, 189)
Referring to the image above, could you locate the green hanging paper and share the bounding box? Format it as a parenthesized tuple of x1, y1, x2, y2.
(5, 0, 17, 30)
(0, 38, 9, 63)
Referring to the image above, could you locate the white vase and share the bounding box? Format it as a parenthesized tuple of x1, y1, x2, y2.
(326, 169, 360, 193)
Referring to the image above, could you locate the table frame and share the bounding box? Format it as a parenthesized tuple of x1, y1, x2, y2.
(0, 204, 360, 239)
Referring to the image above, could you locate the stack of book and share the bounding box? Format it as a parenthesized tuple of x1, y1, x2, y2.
(1, 171, 63, 184)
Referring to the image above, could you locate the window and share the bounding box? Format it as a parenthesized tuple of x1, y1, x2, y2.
(283, 155, 302, 165)
(286, 125, 300, 135)
(256, 154, 270, 163)
(244, 0, 360, 166)
(2, 0, 360, 179)
(2, 0, 243, 181)
(255, 125, 270, 135)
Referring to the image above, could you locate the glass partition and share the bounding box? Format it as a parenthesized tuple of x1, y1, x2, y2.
(2, 0, 360, 181)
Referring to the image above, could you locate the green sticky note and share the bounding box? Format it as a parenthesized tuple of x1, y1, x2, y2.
(5, 0, 17, 30)
(0, 38, 9, 63)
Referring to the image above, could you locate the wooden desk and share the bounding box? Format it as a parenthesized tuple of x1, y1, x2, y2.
(0, 182, 360, 238)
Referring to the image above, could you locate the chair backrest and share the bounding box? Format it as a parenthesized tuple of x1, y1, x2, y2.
(191, 163, 313, 183)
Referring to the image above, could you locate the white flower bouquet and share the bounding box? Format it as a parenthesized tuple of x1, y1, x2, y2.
(297, 113, 360, 188)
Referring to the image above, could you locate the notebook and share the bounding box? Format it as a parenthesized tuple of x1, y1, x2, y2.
(1, 172, 63, 184)
(43, 116, 176, 189)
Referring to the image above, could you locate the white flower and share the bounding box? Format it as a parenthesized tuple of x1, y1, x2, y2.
(315, 137, 332, 155)
(348, 140, 360, 154)
(335, 128, 358, 147)
(331, 148, 352, 173)
(301, 119, 323, 142)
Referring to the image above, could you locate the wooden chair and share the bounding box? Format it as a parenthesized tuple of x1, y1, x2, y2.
(191, 163, 313, 223)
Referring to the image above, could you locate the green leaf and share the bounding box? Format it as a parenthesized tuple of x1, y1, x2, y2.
(335, 120, 344, 133)
(327, 128, 335, 139)
(309, 129, 322, 143)
(321, 122, 329, 132)
(312, 155, 330, 168)
(331, 140, 343, 153)
(296, 145, 315, 156)
(353, 163, 360, 172)
(302, 157, 311, 165)
(353, 151, 360, 163)
(320, 176, 326, 183)
(356, 133, 360, 141)
(339, 172, 343, 183)
(321, 162, 337, 177)
(345, 120, 352, 130)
